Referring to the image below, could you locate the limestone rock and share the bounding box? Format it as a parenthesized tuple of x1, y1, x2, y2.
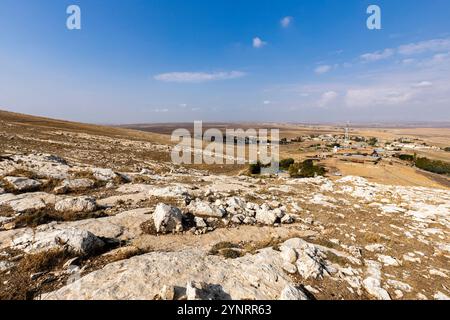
(194, 217, 207, 228)
(281, 238, 328, 279)
(55, 196, 97, 213)
(11, 226, 104, 256)
(153, 203, 183, 233)
(41, 248, 293, 300)
(4, 177, 42, 192)
(255, 206, 277, 225)
(54, 179, 95, 194)
(362, 260, 391, 300)
(91, 168, 117, 182)
(188, 199, 225, 218)
(279, 285, 309, 300)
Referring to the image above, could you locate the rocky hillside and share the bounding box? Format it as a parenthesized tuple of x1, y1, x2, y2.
(0, 111, 449, 300)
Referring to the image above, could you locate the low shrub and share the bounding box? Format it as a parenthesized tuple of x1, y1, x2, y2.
(279, 158, 295, 170)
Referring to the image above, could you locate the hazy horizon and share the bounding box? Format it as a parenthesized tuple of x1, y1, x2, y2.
(1, 0, 450, 123)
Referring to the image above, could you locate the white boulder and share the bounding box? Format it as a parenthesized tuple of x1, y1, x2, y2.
(153, 203, 183, 233)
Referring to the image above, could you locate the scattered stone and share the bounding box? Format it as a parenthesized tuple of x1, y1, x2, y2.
(377, 254, 401, 267)
(91, 168, 117, 182)
(387, 279, 412, 292)
(365, 244, 385, 253)
(255, 206, 277, 225)
(153, 203, 183, 233)
(194, 217, 207, 228)
(188, 199, 225, 218)
(243, 217, 256, 225)
(281, 214, 294, 224)
(362, 260, 391, 300)
(231, 214, 245, 224)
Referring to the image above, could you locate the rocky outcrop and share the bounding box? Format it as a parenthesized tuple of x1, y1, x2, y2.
(41, 247, 293, 300)
(11, 225, 104, 256)
(279, 285, 310, 300)
(3, 177, 42, 192)
(0, 192, 57, 213)
(54, 179, 95, 194)
(55, 196, 97, 213)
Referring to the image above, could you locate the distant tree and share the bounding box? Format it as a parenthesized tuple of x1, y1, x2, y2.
(397, 154, 415, 162)
(289, 160, 326, 178)
(414, 157, 450, 175)
(444, 147, 450, 152)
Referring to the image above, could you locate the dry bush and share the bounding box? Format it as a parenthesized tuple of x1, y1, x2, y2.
(208, 242, 244, 259)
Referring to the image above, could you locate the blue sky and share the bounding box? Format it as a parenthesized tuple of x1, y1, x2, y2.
(1, 0, 450, 123)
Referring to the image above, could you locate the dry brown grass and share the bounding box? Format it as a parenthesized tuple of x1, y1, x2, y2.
(0, 205, 15, 217)
(11, 206, 108, 229)
(0, 248, 75, 300)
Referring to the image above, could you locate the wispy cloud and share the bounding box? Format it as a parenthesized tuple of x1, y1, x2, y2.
(315, 65, 332, 75)
(360, 48, 394, 62)
(360, 38, 450, 63)
(318, 91, 338, 107)
(152, 108, 169, 113)
(154, 71, 246, 83)
(253, 37, 267, 48)
(412, 81, 433, 88)
(280, 16, 293, 28)
(398, 38, 450, 55)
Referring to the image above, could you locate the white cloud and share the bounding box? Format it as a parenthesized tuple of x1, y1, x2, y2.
(398, 38, 450, 55)
(412, 81, 433, 88)
(280, 16, 293, 28)
(315, 65, 332, 75)
(152, 108, 169, 113)
(263, 100, 271, 105)
(402, 58, 416, 65)
(318, 91, 338, 107)
(154, 71, 246, 83)
(179, 103, 187, 108)
(360, 48, 394, 62)
(253, 37, 267, 48)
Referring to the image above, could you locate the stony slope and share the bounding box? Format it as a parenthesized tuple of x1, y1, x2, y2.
(0, 111, 449, 300)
